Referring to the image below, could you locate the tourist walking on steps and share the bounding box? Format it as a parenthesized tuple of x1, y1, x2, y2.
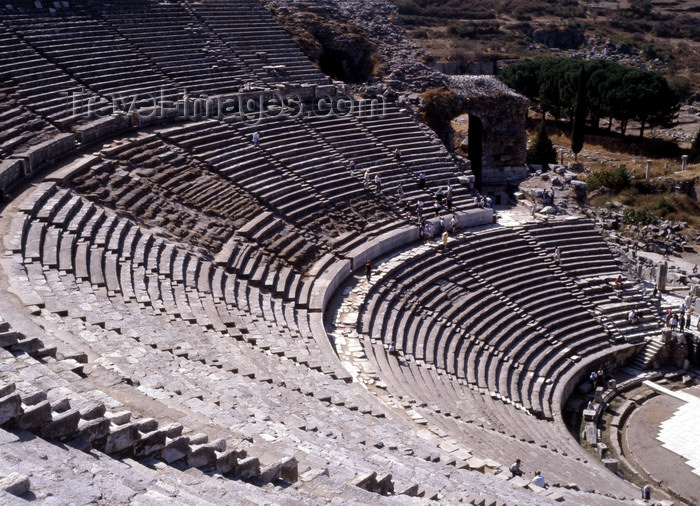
(363, 168, 370, 189)
(418, 171, 426, 189)
(375, 174, 382, 193)
(365, 260, 372, 282)
(349, 159, 355, 176)
(510, 459, 523, 477)
(442, 230, 448, 252)
(553, 246, 561, 265)
(397, 182, 404, 201)
(252, 131, 261, 149)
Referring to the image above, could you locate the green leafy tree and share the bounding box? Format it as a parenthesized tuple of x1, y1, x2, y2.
(500, 57, 679, 138)
(498, 58, 542, 101)
(526, 121, 557, 170)
(571, 64, 587, 160)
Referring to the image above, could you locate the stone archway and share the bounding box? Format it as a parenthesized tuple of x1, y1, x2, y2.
(447, 76, 529, 187)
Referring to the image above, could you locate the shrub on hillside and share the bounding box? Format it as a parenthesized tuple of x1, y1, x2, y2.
(623, 208, 657, 226)
(587, 166, 631, 192)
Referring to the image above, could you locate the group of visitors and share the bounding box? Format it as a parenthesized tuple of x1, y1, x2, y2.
(541, 187, 555, 205)
(509, 459, 548, 488)
(666, 306, 693, 331)
(589, 369, 606, 389)
(474, 194, 492, 208)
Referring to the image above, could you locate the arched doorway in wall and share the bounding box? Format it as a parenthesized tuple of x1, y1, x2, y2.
(451, 113, 484, 188)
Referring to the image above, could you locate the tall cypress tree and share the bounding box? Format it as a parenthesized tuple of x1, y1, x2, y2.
(571, 63, 587, 162)
(527, 120, 558, 170)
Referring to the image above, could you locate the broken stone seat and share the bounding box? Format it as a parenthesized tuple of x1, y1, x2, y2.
(0, 364, 296, 484)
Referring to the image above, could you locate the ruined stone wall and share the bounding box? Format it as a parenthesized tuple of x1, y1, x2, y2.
(262, 0, 529, 186)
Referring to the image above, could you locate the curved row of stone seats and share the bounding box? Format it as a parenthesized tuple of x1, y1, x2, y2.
(304, 108, 473, 208)
(84, 129, 343, 274)
(5, 268, 530, 505)
(160, 118, 401, 234)
(4, 7, 174, 102)
(0, 321, 285, 483)
(14, 181, 353, 384)
(231, 115, 378, 203)
(522, 219, 620, 279)
(353, 104, 467, 190)
(361, 322, 639, 500)
(98, 1, 255, 96)
(0, 23, 93, 127)
(360, 243, 558, 418)
(578, 278, 662, 342)
(359, 226, 628, 420)
(188, 0, 329, 86)
(458, 228, 613, 354)
(0, 101, 59, 160)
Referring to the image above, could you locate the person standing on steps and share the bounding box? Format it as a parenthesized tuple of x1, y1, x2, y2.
(397, 182, 404, 201)
(349, 159, 355, 176)
(553, 246, 561, 265)
(365, 259, 372, 282)
(252, 131, 260, 149)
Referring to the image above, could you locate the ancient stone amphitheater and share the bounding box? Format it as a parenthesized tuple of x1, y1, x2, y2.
(0, 1, 663, 504)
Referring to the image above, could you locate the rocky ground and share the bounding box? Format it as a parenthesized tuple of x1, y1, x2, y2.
(517, 167, 700, 287)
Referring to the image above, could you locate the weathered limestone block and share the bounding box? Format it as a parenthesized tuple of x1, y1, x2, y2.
(16, 133, 74, 173)
(188, 433, 209, 445)
(163, 422, 183, 438)
(209, 438, 227, 453)
(105, 410, 131, 426)
(0, 331, 20, 348)
(0, 392, 22, 426)
(17, 400, 52, 429)
(215, 449, 244, 474)
(10, 337, 42, 354)
(186, 444, 217, 469)
(40, 408, 80, 439)
(103, 422, 139, 454)
(20, 391, 46, 406)
(376, 474, 394, 494)
(134, 418, 158, 433)
(352, 471, 377, 492)
(161, 436, 191, 464)
(602, 459, 618, 473)
(399, 484, 420, 496)
(79, 404, 106, 421)
(0, 473, 30, 497)
(0, 383, 16, 398)
(77, 417, 111, 443)
(0, 159, 25, 196)
(259, 462, 282, 483)
(279, 456, 299, 483)
(596, 443, 608, 460)
(133, 428, 167, 458)
(235, 457, 261, 480)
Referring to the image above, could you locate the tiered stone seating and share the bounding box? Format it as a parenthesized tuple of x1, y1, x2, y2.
(2, 185, 558, 504)
(0, 2, 649, 502)
(4, 5, 173, 102)
(353, 104, 467, 194)
(98, 1, 254, 96)
(359, 226, 628, 421)
(522, 219, 620, 279)
(0, 23, 90, 127)
(188, 0, 329, 85)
